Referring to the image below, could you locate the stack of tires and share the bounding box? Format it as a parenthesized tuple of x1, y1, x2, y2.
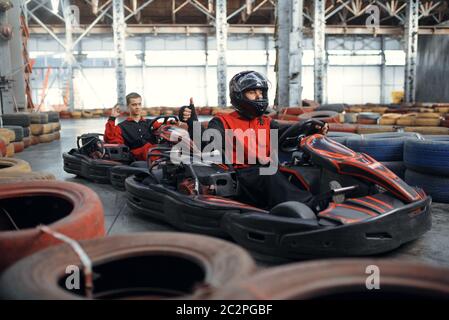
(0, 127, 16, 157)
(404, 136, 449, 203)
(46, 111, 61, 141)
(1, 113, 31, 154)
(0, 158, 55, 184)
(29, 112, 60, 144)
(342, 132, 423, 179)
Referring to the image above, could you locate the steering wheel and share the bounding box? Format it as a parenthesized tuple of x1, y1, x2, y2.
(77, 134, 106, 159)
(149, 115, 179, 132)
(278, 121, 307, 153)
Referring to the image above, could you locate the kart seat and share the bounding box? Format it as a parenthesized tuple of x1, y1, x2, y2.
(131, 161, 148, 168)
(270, 201, 317, 220)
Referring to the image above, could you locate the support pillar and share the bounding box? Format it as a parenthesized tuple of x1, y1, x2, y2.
(216, 0, 227, 108)
(112, 0, 127, 108)
(404, 0, 419, 103)
(314, 0, 326, 104)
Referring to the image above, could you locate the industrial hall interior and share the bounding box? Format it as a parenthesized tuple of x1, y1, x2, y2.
(1, 0, 449, 300)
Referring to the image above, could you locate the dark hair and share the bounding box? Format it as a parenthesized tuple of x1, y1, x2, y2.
(126, 92, 141, 105)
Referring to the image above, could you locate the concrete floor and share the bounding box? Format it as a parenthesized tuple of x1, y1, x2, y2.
(15, 118, 449, 267)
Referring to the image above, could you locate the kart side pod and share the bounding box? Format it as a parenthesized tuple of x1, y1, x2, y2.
(301, 135, 421, 203)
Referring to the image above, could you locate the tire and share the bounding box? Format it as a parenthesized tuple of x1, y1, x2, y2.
(0, 171, 55, 184)
(379, 118, 397, 125)
(0, 139, 6, 157)
(0, 181, 105, 272)
(46, 111, 60, 123)
(3, 126, 23, 142)
(344, 113, 358, 123)
(23, 137, 31, 148)
(417, 112, 440, 118)
(53, 131, 61, 140)
(415, 118, 441, 127)
(5, 144, 14, 157)
(316, 104, 346, 113)
(82, 111, 93, 118)
(298, 111, 340, 123)
(13, 141, 24, 154)
(404, 126, 449, 135)
(0, 158, 31, 174)
(0, 232, 255, 299)
(30, 135, 39, 145)
(328, 123, 358, 133)
(0, 128, 13, 144)
(209, 259, 449, 299)
(405, 169, 449, 203)
(59, 111, 71, 119)
(29, 113, 48, 124)
(356, 125, 395, 134)
(23, 127, 30, 137)
(381, 161, 406, 179)
(327, 132, 360, 145)
(404, 137, 449, 176)
(71, 111, 82, 119)
(42, 123, 53, 134)
(38, 133, 54, 143)
(30, 124, 43, 136)
(0, 113, 30, 127)
(357, 112, 380, 120)
(362, 132, 423, 140)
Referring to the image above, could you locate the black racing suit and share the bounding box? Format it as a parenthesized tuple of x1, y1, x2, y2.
(179, 106, 323, 210)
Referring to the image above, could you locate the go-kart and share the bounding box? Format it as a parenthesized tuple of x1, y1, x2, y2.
(125, 120, 431, 259)
(63, 133, 134, 183)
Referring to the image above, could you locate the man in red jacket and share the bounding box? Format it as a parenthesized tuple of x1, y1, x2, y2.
(104, 92, 156, 161)
(180, 71, 329, 211)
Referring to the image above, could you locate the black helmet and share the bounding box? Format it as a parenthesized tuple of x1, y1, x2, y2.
(229, 71, 269, 119)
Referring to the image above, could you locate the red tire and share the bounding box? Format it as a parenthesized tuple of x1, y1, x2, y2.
(0, 232, 256, 299)
(59, 111, 71, 119)
(23, 137, 31, 148)
(0, 181, 105, 272)
(210, 259, 449, 299)
(328, 123, 358, 133)
(0, 139, 6, 157)
(279, 106, 317, 116)
(299, 111, 340, 123)
(13, 141, 24, 154)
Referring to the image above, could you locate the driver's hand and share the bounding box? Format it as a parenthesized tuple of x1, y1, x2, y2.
(111, 104, 121, 118)
(320, 123, 329, 135)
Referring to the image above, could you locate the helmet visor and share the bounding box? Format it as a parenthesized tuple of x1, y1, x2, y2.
(234, 71, 269, 92)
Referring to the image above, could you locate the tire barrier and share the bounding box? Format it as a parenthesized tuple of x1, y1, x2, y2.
(316, 103, 346, 113)
(3, 126, 23, 142)
(29, 113, 48, 125)
(405, 169, 449, 203)
(81, 110, 93, 119)
(279, 106, 317, 116)
(0, 113, 31, 127)
(328, 123, 358, 133)
(59, 111, 71, 119)
(344, 112, 358, 123)
(0, 138, 6, 157)
(38, 133, 55, 143)
(209, 259, 449, 299)
(70, 111, 82, 119)
(42, 123, 53, 134)
(404, 126, 449, 135)
(298, 111, 340, 123)
(0, 232, 255, 299)
(327, 132, 360, 145)
(46, 111, 60, 123)
(30, 135, 39, 146)
(346, 133, 421, 162)
(0, 158, 32, 174)
(356, 112, 380, 125)
(0, 128, 14, 144)
(13, 141, 24, 154)
(30, 124, 44, 136)
(5, 144, 14, 157)
(22, 137, 31, 148)
(0, 181, 105, 272)
(0, 171, 55, 184)
(356, 125, 395, 134)
(404, 136, 449, 176)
